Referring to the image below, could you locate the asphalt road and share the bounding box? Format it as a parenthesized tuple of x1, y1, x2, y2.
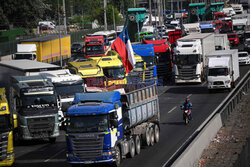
(12, 65, 249, 167)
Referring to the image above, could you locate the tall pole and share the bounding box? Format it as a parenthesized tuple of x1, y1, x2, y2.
(58, 0, 62, 67)
(158, 0, 161, 26)
(149, 0, 152, 26)
(163, 0, 166, 18)
(104, 0, 107, 30)
(134, 0, 136, 7)
(62, 0, 67, 34)
(171, 0, 173, 14)
(112, 6, 116, 31)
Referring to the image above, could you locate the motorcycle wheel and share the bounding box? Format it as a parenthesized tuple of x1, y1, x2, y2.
(185, 115, 189, 125)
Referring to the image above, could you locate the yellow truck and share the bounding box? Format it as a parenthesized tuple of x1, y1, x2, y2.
(13, 35, 71, 64)
(0, 88, 15, 166)
(68, 51, 127, 87)
(127, 54, 146, 84)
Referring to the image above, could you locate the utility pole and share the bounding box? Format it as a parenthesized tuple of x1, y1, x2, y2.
(149, 0, 152, 26)
(171, 0, 173, 14)
(134, 0, 136, 7)
(158, 0, 161, 26)
(62, 0, 67, 34)
(112, 6, 116, 31)
(58, 0, 62, 67)
(104, 0, 107, 30)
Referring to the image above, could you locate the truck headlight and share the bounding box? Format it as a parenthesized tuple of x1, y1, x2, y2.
(225, 80, 231, 84)
(0, 106, 6, 111)
(103, 151, 112, 156)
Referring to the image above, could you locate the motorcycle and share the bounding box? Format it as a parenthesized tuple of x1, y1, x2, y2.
(183, 109, 191, 125)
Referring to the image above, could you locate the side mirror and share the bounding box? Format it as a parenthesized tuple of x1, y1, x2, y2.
(13, 114, 18, 129)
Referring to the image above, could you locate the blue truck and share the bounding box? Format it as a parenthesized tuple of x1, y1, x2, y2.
(200, 22, 215, 33)
(65, 84, 160, 166)
(132, 44, 157, 84)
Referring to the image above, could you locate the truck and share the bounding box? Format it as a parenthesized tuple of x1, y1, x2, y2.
(206, 49, 240, 90)
(183, 23, 201, 35)
(187, 3, 206, 23)
(132, 44, 157, 84)
(65, 84, 160, 166)
(0, 88, 16, 166)
(214, 34, 230, 50)
(199, 22, 215, 33)
(143, 39, 173, 84)
(232, 18, 247, 39)
(231, 4, 244, 15)
(174, 33, 215, 83)
(12, 35, 71, 64)
(84, 35, 106, 58)
(30, 69, 86, 126)
(0, 60, 62, 142)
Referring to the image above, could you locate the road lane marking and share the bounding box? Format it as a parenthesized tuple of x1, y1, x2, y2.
(168, 106, 177, 113)
(201, 82, 207, 86)
(16, 159, 66, 163)
(187, 94, 192, 98)
(44, 148, 65, 162)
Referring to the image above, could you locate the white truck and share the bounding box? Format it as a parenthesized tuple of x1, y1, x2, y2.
(232, 18, 247, 39)
(214, 34, 230, 50)
(206, 49, 240, 90)
(174, 33, 215, 83)
(30, 69, 86, 125)
(231, 4, 244, 15)
(183, 23, 200, 34)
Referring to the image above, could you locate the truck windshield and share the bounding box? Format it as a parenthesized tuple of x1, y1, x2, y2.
(233, 25, 245, 31)
(54, 81, 85, 96)
(0, 114, 11, 132)
(15, 54, 35, 60)
(67, 115, 108, 133)
(175, 54, 199, 65)
(208, 68, 229, 76)
(86, 44, 104, 55)
(244, 33, 250, 39)
(238, 53, 248, 57)
(21, 94, 57, 108)
(135, 62, 144, 69)
(141, 56, 155, 67)
(201, 28, 214, 33)
(103, 67, 125, 79)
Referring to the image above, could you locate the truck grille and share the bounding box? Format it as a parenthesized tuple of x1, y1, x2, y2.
(145, 67, 154, 81)
(70, 133, 104, 160)
(27, 116, 55, 138)
(0, 132, 8, 161)
(157, 63, 171, 78)
(178, 68, 197, 79)
(213, 81, 224, 85)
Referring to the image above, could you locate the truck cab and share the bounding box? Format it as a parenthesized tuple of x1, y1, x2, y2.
(13, 44, 37, 60)
(84, 36, 106, 58)
(0, 88, 15, 166)
(9, 75, 60, 142)
(200, 23, 215, 33)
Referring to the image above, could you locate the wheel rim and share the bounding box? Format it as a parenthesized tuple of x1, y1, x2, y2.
(130, 139, 135, 157)
(146, 127, 150, 146)
(135, 135, 141, 155)
(154, 125, 160, 143)
(115, 147, 121, 166)
(150, 128, 155, 146)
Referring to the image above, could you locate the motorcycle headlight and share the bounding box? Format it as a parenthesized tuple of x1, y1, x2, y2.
(225, 80, 231, 84)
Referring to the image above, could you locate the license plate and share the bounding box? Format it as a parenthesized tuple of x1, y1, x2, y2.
(84, 161, 93, 164)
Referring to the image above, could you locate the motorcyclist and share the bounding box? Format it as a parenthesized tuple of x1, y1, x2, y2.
(181, 97, 192, 119)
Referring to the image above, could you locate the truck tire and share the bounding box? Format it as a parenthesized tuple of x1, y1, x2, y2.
(142, 126, 150, 146)
(128, 138, 135, 158)
(154, 125, 160, 143)
(149, 127, 155, 146)
(134, 135, 141, 155)
(113, 146, 121, 167)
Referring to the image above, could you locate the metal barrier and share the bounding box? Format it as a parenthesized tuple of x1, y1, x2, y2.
(164, 70, 250, 167)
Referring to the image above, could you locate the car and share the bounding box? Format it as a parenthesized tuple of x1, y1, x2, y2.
(238, 51, 250, 65)
(39, 24, 51, 31)
(71, 43, 83, 53)
(227, 33, 239, 46)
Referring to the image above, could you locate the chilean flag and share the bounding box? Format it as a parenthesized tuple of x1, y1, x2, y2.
(111, 28, 135, 73)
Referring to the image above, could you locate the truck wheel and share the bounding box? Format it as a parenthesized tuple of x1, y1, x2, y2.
(134, 135, 141, 155)
(49, 137, 56, 143)
(128, 138, 135, 158)
(154, 125, 160, 143)
(142, 127, 150, 146)
(113, 146, 121, 167)
(149, 128, 155, 146)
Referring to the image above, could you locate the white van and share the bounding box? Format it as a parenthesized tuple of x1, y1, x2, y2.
(38, 21, 56, 29)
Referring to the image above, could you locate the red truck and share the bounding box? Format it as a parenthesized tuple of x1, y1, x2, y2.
(143, 39, 173, 84)
(227, 33, 239, 46)
(84, 36, 106, 58)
